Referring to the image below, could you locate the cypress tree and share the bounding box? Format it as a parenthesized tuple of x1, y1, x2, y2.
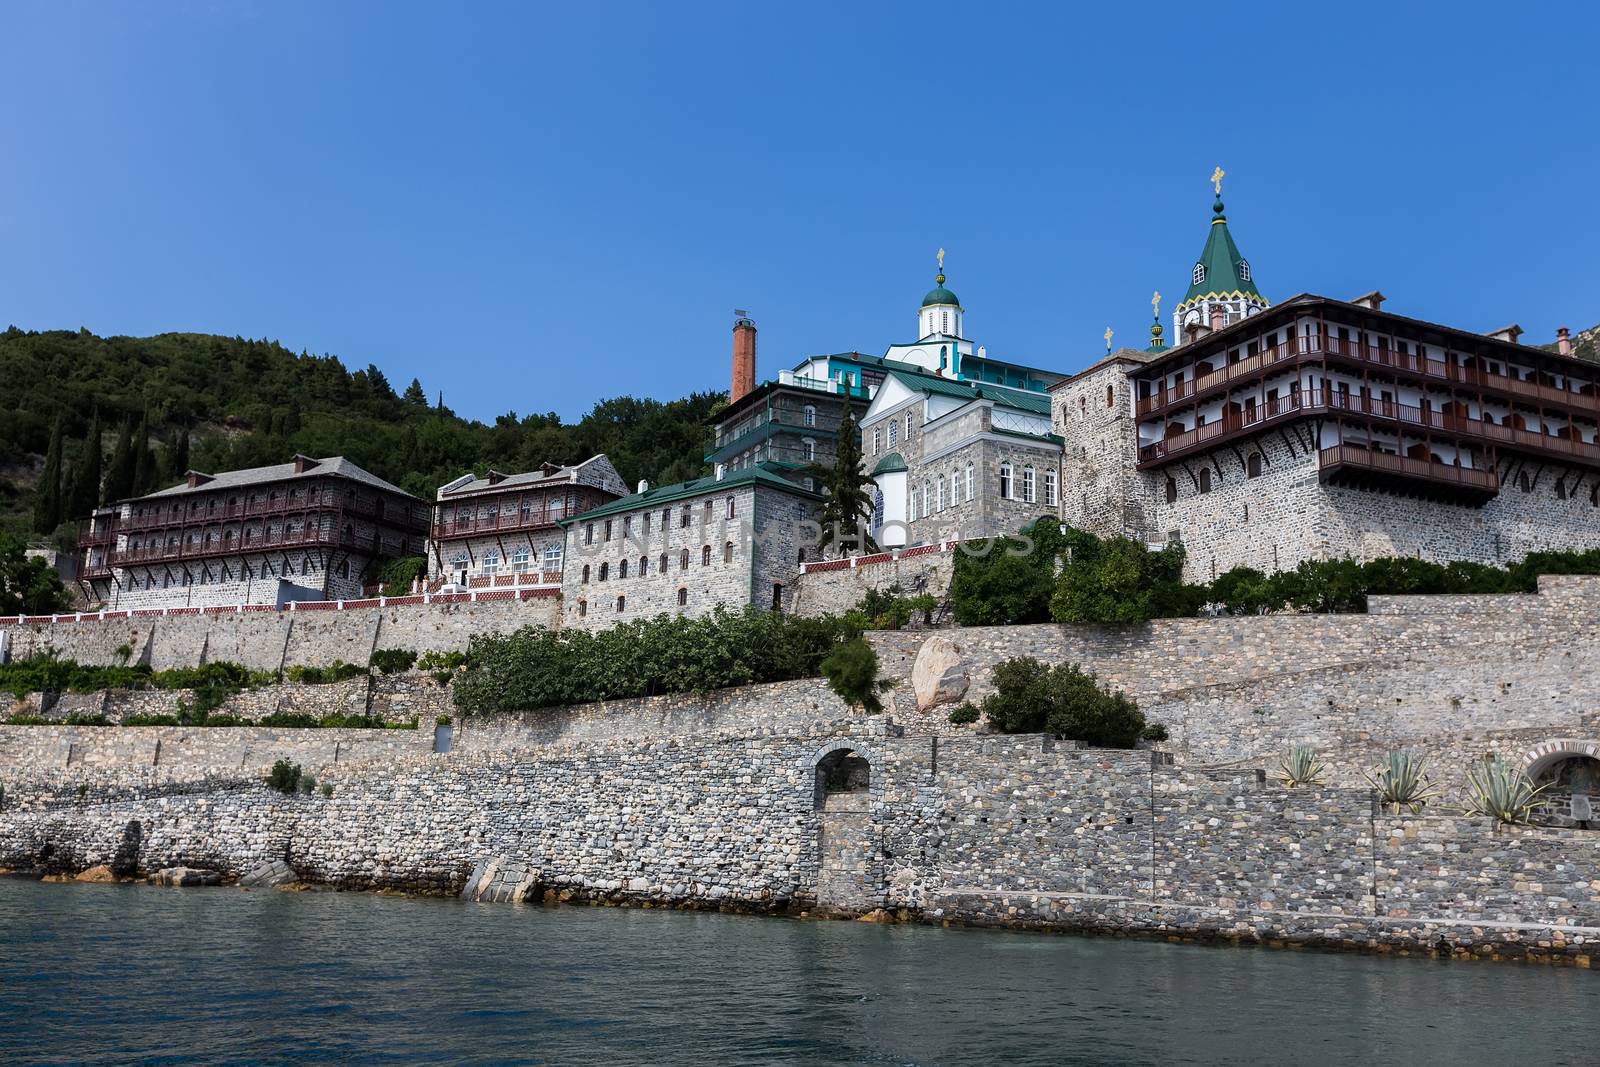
(811, 400, 877, 556)
(67, 409, 103, 519)
(168, 429, 190, 481)
(103, 417, 135, 504)
(131, 410, 153, 495)
(32, 414, 65, 533)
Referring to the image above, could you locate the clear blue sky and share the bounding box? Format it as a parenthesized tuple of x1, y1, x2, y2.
(5, 1, 1597, 423)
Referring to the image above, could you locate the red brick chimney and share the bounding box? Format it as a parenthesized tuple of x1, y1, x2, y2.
(731, 312, 756, 403)
(1208, 305, 1225, 332)
(1558, 326, 1572, 357)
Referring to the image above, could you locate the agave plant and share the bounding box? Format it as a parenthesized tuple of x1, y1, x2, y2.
(1277, 745, 1327, 787)
(1365, 750, 1439, 814)
(1463, 755, 1551, 825)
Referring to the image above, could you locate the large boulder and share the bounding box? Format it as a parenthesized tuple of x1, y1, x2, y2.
(149, 866, 222, 887)
(912, 635, 968, 712)
(239, 859, 297, 889)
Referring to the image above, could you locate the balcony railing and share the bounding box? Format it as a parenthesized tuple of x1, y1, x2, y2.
(1136, 334, 1600, 419)
(108, 525, 398, 568)
(117, 488, 429, 535)
(432, 508, 572, 539)
(1318, 444, 1499, 495)
(1138, 387, 1600, 469)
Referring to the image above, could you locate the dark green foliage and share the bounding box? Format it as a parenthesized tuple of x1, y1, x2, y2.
(286, 661, 366, 684)
(0, 534, 70, 615)
(370, 648, 418, 675)
(1052, 529, 1196, 624)
(820, 637, 891, 714)
(845, 585, 937, 631)
(454, 608, 855, 715)
(0, 326, 726, 536)
(809, 401, 876, 555)
(1142, 722, 1170, 742)
(947, 702, 979, 725)
(266, 759, 302, 794)
(66, 410, 102, 519)
(976, 656, 1152, 748)
(950, 516, 1064, 625)
(377, 556, 426, 597)
(32, 415, 64, 533)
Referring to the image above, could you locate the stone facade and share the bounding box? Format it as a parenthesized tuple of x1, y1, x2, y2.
(561, 476, 821, 627)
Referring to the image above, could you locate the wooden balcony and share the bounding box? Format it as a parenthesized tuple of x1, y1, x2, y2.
(1318, 445, 1499, 506)
(118, 487, 429, 536)
(1136, 335, 1600, 422)
(108, 525, 401, 568)
(1138, 387, 1600, 472)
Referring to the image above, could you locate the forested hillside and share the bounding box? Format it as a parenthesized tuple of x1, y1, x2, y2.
(0, 326, 723, 541)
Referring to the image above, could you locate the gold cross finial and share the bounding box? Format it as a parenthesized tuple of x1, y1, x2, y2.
(1151, 290, 1161, 317)
(1210, 166, 1225, 195)
(1103, 326, 1114, 352)
(937, 247, 945, 270)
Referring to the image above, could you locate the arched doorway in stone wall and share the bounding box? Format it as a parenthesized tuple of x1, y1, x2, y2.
(808, 740, 883, 913)
(1525, 740, 1600, 829)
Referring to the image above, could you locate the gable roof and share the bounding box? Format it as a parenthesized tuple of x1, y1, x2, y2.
(136, 456, 416, 502)
(559, 465, 823, 525)
(438, 455, 624, 498)
(875, 363, 1052, 415)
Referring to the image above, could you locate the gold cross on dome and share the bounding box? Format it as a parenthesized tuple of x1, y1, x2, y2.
(1104, 326, 1114, 352)
(1151, 290, 1161, 317)
(937, 247, 945, 270)
(1211, 166, 1226, 195)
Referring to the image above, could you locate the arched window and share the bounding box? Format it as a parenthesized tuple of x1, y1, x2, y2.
(1106, 384, 1115, 408)
(676, 587, 688, 607)
(619, 559, 629, 578)
(936, 477, 946, 511)
(1192, 263, 1206, 286)
(908, 486, 917, 522)
(578, 599, 587, 618)
(598, 562, 608, 581)
(1239, 261, 1251, 282)
(1021, 466, 1036, 503)
(680, 548, 690, 570)
(701, 544, 711, 566)
(1247, 453, 1263, 478)
(615, 595, 625, 613)
(922, 480, 931, 516)
(639, 555, 649, 576)
(659, 552, 668, 573)
(999, 462, 1013, 499)
(723, 541, 734, 563)
(965, 463, 974, 502)
(1044, 469, 1058, 506)
(803, 404, 817, 427)
(483, 550, 500, 576)
(803, 438, 816, 462)
(1518, 471, 1531, 493)
(887, 420, 898, 447)
(1198, 468, 1213, 493)
(726, 497, 736, 519)
(905, 413, 913, 439)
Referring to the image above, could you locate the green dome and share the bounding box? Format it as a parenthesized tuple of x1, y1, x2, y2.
(872, 452, 908, 475)
(921, 286, 960, 308)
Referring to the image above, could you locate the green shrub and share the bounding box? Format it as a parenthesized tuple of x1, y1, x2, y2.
(300, 774, 317, 795)
(950, 516, 1063, 626)
(846, 585, 938, 631)
(976, 657, 1152, 748)
(370, 648, 418, 675)
(416, 650, 467, 673)
(319, 782, 334, 798)
(453, 608, 854, 716)
(377, 555, 427, 597)
(62, 712, 110, 726)
(1141, 722, 1169, 742)
(1051, 530, 1199, 624)
(286, 661, 365, 685)
(1366, 751, 1438, 815)
(4, 714, 50, 725)
(820, 637, 892, 714)
(266, 759, 302, 794)
(947, 702, 979, 725)
(436, 715, 452, 726)
(123, 713, 179, 726)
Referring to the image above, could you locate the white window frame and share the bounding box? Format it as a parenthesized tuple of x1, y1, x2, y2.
(1193, 263, 1206, 285)
(1044, 469, 1058, 507)
(542, 544, 562, 571)
(999, 462, 1012, 499)
(511, 547, 532, 573)
(887, 420, 898, 448)
(803, 404, 817, 427)
(872, 427, 881, 454)
(482, 550, 500, 576)
(1022, 466, 1035, 504)
(964, 463, 974, 502)
(936, 476, 946, 512)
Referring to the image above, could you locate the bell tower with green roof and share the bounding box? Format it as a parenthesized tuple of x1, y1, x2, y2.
(919, 247, 964, 341)
(1172, 167, 1267, 341)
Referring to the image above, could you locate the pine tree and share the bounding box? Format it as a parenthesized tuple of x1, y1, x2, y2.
(32, 414, 65, 534)
(103, 417, 135, 504)
(402, 378, 427, 407)
(811, 401, 877, 556)
(67, 409, 103, 519)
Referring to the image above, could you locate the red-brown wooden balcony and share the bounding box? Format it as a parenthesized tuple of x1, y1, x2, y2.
(117, 488, 429, 536)
(431, 507, 572, 541)
(1317, 444, 1499, 505)
(108, 525, 403, 568)
(1136, 335, 1600, 421)
(1138, 387, 1600, 472)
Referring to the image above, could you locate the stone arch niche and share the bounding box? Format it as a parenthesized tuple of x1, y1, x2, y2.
(1524, 739, 1600, 828)
(811, 741, 876, 813)
(806, 739, 885, 914)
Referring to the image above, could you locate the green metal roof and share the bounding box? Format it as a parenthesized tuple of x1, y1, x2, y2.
(882, 364, 1052, 416)
(1179, 197, 1265, 308)
(872, 452, 908, 475)
(560, 466, 822, 525)
(921, 285, 961, 308)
